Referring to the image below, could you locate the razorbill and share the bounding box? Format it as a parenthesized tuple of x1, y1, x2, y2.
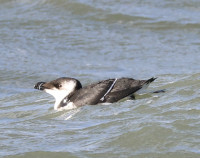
(34, 77, 157, 110)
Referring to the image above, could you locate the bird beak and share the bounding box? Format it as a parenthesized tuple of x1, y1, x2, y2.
(34, 82, 46, 90)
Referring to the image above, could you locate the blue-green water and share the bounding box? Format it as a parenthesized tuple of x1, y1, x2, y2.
(0, 0, 200, 157)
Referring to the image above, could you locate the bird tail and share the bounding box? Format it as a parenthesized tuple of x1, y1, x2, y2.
(145, 77, 157, 84)
(142, 77, 166, 94)
(145, 77, 166, 93)
(136, 77, 157, 94)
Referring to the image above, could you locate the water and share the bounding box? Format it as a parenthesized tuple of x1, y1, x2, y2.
(0, 0, 200, 157)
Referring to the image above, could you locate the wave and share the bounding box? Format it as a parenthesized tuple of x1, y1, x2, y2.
(1, 0, 199, 31)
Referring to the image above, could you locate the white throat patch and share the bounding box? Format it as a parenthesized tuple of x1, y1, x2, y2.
(44, 80, 76, 110)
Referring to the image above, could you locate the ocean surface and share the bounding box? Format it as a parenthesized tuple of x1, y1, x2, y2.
(0, 0, 200, 157)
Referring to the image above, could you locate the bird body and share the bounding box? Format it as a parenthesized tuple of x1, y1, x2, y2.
(34, 77, 157, 110)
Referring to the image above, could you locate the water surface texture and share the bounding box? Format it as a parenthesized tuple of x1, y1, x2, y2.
(0, 0, 200, 158)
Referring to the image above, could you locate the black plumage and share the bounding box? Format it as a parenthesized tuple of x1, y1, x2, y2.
(63, 77, 156, 107)
(34, 77, 157, 109)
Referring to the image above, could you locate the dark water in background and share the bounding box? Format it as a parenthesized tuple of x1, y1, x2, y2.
(0, 0, 200, 157)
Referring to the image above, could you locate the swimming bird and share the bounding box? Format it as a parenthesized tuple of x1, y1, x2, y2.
(34, 77, 157, 110)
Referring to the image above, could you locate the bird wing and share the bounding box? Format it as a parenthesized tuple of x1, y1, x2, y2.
(67, 77, 156, 106)
(69, 79, 115, 106)
(101, 78, 141, 103)
(102, 78, 156, 103)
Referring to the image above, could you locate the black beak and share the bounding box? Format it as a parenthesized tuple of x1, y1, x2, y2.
(34, 82, 46, 90)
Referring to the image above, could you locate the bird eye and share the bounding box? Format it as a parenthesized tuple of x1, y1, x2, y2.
(55, 84, 62, 88)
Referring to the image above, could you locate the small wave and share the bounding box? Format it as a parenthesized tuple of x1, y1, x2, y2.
(42, 0, 101, 15)
(95, 13, 153, 23)
(54, 108, 81, 120)
(133, 21, 200, 30)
